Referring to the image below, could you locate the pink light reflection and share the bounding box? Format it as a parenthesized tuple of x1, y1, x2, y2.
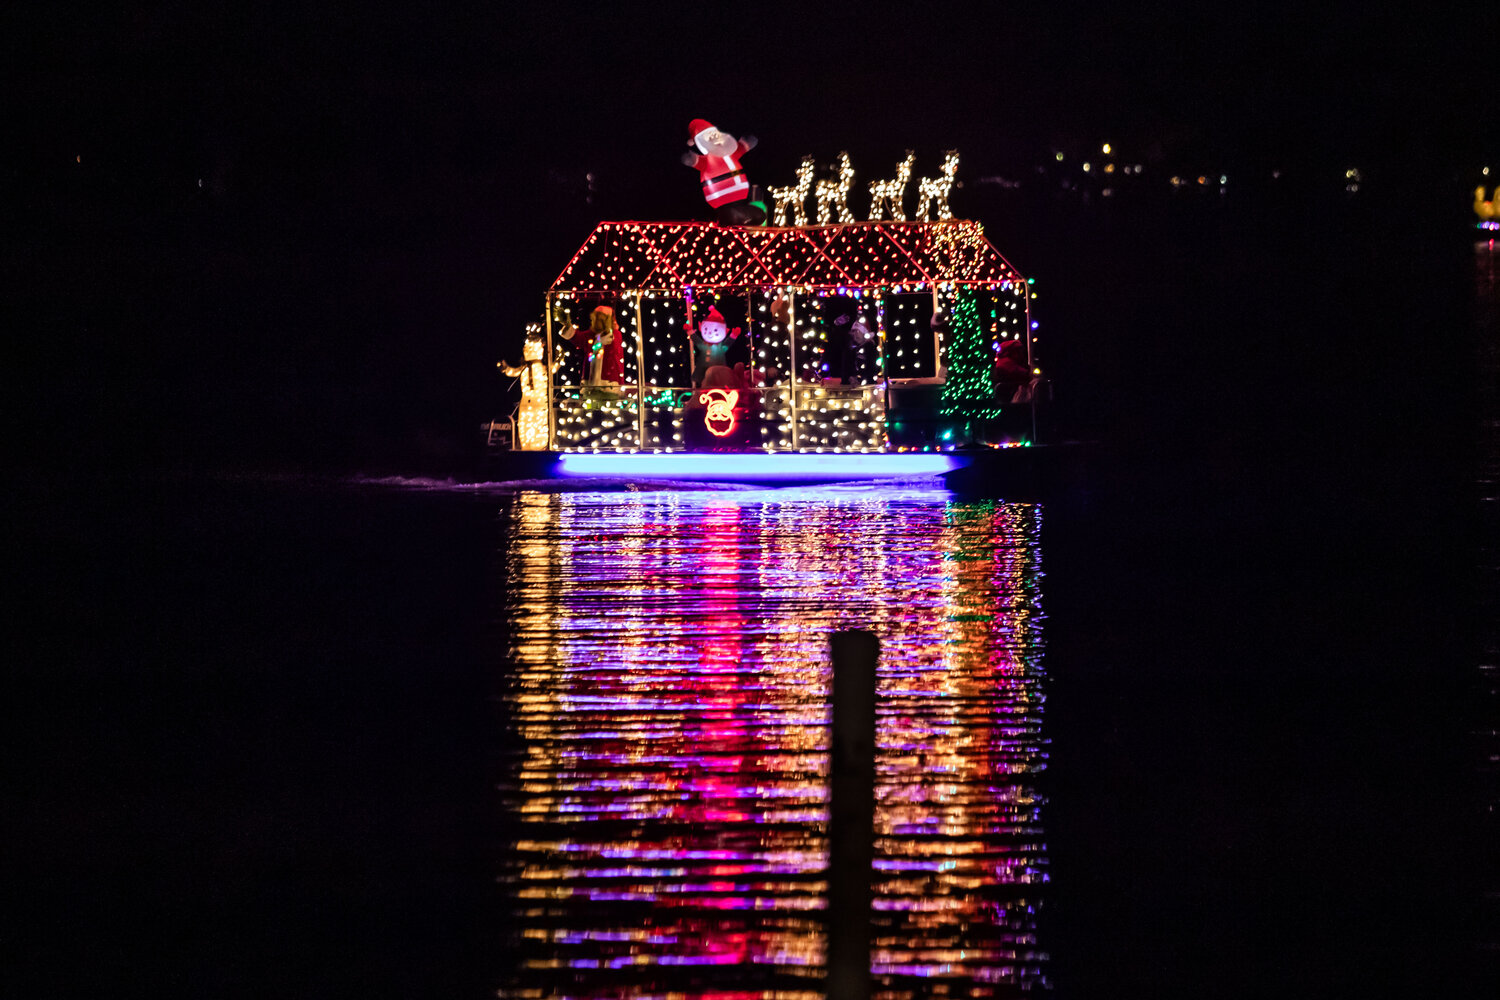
(498, 492, 1050, 996)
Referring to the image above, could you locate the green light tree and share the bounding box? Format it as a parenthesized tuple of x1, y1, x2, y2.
(938, 289, 1004, 440)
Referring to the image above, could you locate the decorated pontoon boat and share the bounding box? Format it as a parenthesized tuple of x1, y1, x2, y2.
(490, 131, 1052, 484)
(490, 218, 1047, 483)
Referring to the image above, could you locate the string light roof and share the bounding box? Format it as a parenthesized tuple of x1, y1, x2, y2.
(549, 220, 1026, 295)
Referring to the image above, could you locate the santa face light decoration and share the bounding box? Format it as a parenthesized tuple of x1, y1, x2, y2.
(698, 388, 739, 437)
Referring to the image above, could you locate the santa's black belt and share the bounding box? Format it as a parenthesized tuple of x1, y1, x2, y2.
(704, 169, 745, 185)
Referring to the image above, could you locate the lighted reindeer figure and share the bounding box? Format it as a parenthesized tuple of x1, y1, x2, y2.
(814, 152, 856, 224)
(915, 150, 960, 221)
(867, 150, 915, 221)
(769, 156, 815, 226)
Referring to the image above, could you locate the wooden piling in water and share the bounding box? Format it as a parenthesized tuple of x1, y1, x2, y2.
(826, 629, 878, 1000)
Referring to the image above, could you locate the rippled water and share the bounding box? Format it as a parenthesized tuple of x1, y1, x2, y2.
(1476, 237, 1500, 968)
(494, 487, 1049, 999)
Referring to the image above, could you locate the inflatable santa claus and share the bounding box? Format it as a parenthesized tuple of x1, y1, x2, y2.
(681, 119, 767, 226)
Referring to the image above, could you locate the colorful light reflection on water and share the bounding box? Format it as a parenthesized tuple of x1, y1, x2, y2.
(497, 486, 1049, 999)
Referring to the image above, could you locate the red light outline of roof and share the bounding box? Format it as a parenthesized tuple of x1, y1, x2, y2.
(549, 220, 1025, 294)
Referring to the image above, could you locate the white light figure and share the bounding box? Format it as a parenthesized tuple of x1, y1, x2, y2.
(915, 150, 959, 221)
(867, 150, 914, 221)
(769, 156, 815, 226)
(498, 324, 551, 450)
(815, 151, 856, 225)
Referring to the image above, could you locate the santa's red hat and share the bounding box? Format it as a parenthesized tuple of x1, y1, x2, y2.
(702, 306, 726, 324)
(687, 118, 715, 145)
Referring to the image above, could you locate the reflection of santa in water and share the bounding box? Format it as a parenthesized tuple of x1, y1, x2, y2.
(559, 305, 625, 385)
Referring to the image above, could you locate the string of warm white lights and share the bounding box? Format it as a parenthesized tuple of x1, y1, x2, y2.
(497, 323, 552, 450)
(883, 295, 940, 378)
(769, 157, 814, 227)
(868, 151, 915, 222)
(755, 150, 952, 225)
(915, 152, 960, 221)
(814, 152, 856, 225)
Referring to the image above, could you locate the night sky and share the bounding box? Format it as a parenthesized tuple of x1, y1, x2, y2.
(8, 3, 1495, 472)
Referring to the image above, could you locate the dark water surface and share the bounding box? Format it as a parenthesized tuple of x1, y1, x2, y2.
(8, 462, 1487, 999)
(1475, 235, 1500, 979)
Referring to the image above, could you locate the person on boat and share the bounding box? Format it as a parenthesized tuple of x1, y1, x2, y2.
(823, 293, 877, 385)
(993, 339, 1036, 402)
(685, 306, 743, 387)
(558, 305, 625, 386)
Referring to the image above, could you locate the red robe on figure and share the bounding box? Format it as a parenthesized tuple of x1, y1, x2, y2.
(562, 306, 625, 386)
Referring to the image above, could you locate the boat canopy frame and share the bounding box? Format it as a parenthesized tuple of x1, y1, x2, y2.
(548, 219, 1026, 296)
(537, 220, 1033, 453)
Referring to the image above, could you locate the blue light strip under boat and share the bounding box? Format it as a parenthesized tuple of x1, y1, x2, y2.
(557, 452, 961, 481)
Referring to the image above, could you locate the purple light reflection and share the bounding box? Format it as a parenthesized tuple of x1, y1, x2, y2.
(498, 492, 1049, 998)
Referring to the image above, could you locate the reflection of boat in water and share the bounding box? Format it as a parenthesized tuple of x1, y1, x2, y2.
(496, 490, 1052, 994)
(488, 220, 1069, 486)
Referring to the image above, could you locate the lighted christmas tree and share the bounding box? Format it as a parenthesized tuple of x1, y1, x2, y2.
(939, 289, 1004, 431)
